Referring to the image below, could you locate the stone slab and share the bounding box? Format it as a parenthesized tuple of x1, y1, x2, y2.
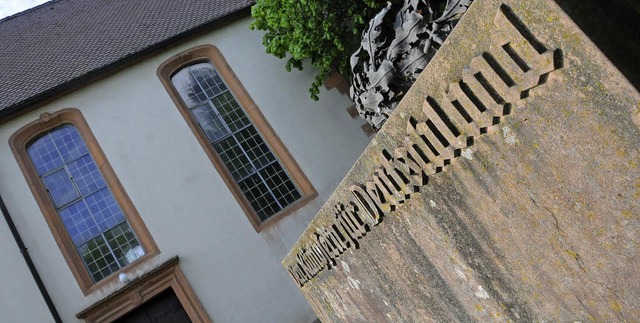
(283, 0, 640, 321)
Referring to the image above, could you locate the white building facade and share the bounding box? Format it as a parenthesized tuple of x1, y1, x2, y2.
(0, 2, 369, 322)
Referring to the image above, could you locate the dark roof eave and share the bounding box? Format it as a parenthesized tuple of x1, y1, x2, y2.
(0, 6, 252, 123)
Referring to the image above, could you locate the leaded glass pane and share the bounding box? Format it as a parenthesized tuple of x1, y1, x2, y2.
(260, 163, 302, 207)
(238, 174, 281, 221)
(79, 236, 120, 282)
(236, 126, 276, 169)
(191, 103, 230, 142)
(104, 222, 143, 266)
(68, 155, 106, 196)
(28, 125, 144, 283)
(172, 69, 202, 108)
(190, 63, 227, 97)
(28, 134, 64, 175)
(213, 136, 254, 181)
(85, 188, 126, 232)
(59, 200, 99, 246)
(211, 92, 249, 132)
(50, 125, 89, 162)
(171, 62, 303, 221)
(42, 168, 80, 208)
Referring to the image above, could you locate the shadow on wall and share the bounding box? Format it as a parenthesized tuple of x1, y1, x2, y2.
(554, 0, 640, 89)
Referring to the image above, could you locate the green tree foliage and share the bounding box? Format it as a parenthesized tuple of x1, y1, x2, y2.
(250, 0, 386, 100)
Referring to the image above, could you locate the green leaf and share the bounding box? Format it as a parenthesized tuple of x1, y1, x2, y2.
(250, 0, 385, 101)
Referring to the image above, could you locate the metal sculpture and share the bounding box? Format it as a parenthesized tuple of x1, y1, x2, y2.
(350, 0, 473, 130)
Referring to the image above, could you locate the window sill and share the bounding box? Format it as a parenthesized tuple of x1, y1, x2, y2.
(82, 249, 160, 296)
(77, 256, 211, 323)
(254, 191, 318, 233)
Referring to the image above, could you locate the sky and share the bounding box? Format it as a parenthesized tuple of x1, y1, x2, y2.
(0, 0, 49, 19)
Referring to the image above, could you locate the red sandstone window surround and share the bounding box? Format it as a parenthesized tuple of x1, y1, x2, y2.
(157, 44, 316, 232)
(9, 109, 159, 295)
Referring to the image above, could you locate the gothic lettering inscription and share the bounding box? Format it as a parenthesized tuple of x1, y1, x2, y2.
(287, 4, 562, 287)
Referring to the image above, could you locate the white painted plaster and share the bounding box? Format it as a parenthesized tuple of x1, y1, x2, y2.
(0, 219, 54, 322)
(0, 17, 370, 323)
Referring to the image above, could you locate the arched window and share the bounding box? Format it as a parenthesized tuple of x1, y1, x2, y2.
(172, 62, 302, 219)
(28, 125, 143, 282)
(10, 109, 158, 294)
(158, 45, 316, 231)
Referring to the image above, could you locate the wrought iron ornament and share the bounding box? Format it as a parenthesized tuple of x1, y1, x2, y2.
(350, 0, 473, 130)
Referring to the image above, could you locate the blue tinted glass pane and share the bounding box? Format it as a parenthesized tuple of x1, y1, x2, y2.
(26, 125, 146, 282)
(59, 200, 100, 246)
(50, 125, 88, 163)
(42, 169, 80, 208)
(27, 134, 64, 175)
(68, 155, 106, 196)
(84, 188, 125, 232)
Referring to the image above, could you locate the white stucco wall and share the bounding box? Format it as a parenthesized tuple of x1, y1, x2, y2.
(0, 16, 369, 322)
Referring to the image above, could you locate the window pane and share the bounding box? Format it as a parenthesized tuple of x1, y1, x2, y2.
(211, 92, 250, 132)
(28, 134, 64, 175)
(191, 103, 230, 142)
(68, 154, 106, 197)
(260, 163, 302, 207)
(59, 200, 100, 246)
(79, 236, 120, 282)
(172, 69, 204, 108)
(85, 188, 126, 232)
(42, 168, 80, 208)
(50, 125, 89, 163)
(190, 63, 227, 97)
(104, 222, 143, 266)
(238, 174, 281, 220)
(213, 136, 254, 181)
(236, 126, 276, 169)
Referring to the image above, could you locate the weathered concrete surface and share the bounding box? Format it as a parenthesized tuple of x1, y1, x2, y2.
(283, 0, 640, 321)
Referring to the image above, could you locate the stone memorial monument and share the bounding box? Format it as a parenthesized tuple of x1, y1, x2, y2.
(283, 0, 640, 321)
